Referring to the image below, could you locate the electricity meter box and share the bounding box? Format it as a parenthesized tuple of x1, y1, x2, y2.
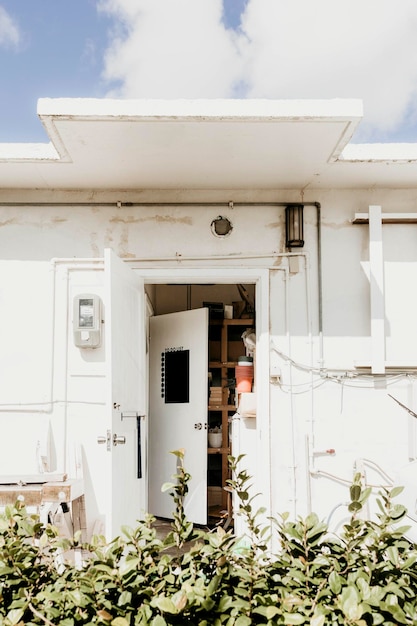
(73, 294, 102, 348)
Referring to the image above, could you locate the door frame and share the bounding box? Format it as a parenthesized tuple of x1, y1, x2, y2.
(131, 266, 271, 536)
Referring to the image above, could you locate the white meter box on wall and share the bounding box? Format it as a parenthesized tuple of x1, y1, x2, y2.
(73, 294, 102, 348)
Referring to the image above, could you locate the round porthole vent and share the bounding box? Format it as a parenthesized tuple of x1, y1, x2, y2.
(211, 215, 233, 237)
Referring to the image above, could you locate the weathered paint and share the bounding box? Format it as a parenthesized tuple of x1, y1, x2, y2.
(0, 188, 416, 540)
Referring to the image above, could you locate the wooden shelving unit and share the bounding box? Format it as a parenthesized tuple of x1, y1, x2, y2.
(207, 318, 254, 515)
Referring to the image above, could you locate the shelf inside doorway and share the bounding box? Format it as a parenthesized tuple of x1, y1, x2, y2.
(209, 319, 254, 326)
(208, 405, 236, 411)
(209, 361, 242, 368)
(207, 316, 255, 515)
(207, 447, 230, 455)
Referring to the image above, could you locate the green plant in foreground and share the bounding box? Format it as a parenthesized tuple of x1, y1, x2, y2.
(161, 449, 194, 550)
(1, 456, 417, 625)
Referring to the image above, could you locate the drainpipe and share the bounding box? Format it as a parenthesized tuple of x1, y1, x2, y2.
(306, 203, 323, 512)
(316, 203, 324, 369)
(283, 263, 298, 519)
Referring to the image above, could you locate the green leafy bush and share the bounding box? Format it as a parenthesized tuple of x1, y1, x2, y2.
(1, 453, 417, 625)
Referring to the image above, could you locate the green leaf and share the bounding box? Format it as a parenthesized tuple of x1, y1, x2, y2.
(207, 574, 221, 596)
(6, 608, 24, 625)
(111, 619, 129, 626)
(265, 606, 281, 619)
(356, 576, 370, 600)
(282, 613, 305, 624)
(218, 595, 233, 612)
(310, 615, 325, 626)
(305, 512, 320, 526)
(161, 482, 175, 493)
(338, 586, 362, 621)
(170, 449, 185, 459)
(350, 484, 362, 502)
(390, 485, 404, 499)
(386, 546, 399, 565)
(329, 571, 342, 594)
(201, 598, 215, 611)
(152, 597, 178, 614)
(117, 590, 132, 607)
(172, 591, 187, 612)
(390, 504, 407, 520)
(254, 606, 281, 619)
(235, 617, 252, 626)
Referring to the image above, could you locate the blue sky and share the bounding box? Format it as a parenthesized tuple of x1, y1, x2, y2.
(1, 0, 417, 144)
(0, 0, 112, 141)
(0, 0, 248, 142)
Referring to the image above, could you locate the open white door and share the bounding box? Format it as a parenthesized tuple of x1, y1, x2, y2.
(149, 308, 208, 524)
(103, 249, 146, 538)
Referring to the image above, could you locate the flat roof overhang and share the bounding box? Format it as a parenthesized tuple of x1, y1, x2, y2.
(0, 98, 416, 191)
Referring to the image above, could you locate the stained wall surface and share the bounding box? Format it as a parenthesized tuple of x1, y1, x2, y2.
(0, 188, 416, 537)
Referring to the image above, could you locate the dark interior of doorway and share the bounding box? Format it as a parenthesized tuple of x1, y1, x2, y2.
(146, 282, 256, 528)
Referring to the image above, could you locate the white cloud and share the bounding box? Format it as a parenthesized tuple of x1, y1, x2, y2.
(100, 0, 417, 138)
(100, 0, 242, 98)
(239, 0, 417, 138)
(0, 6, 20, 49)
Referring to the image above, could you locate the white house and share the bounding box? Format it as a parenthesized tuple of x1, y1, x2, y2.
(1, 97, 417, 542)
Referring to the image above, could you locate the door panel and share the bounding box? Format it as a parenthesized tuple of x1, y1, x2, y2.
(104, 249, 146, 538)
(149, 308, 208, 524)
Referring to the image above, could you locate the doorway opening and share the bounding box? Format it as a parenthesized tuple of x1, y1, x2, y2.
(146, 282, 256, 528)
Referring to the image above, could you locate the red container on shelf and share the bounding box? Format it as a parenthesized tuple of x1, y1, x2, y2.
(235, 356, 254, 393)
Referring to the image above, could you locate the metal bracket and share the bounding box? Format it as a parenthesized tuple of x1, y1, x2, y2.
(121, 412, 146, 421)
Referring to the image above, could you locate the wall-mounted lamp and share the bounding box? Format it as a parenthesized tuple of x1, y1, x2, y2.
(285, 205, 304, 248)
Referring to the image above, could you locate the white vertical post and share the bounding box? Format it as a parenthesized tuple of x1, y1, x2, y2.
(369, 205, 385, 374)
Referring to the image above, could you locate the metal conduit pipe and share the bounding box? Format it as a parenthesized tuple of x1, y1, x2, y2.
(283, 263, 298, 519)
(0, 201, 320, 208)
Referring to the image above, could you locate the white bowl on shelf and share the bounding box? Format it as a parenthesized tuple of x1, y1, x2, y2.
(208, 432, 223, 448)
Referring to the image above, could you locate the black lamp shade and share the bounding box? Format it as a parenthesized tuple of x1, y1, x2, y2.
(285, 205, 304, 248)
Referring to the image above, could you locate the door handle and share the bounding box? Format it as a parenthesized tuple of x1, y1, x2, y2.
(97, 430, 111, 451)
(113, 433, 126, 446)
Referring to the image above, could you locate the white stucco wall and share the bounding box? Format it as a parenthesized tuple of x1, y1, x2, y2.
(1, 188, 416, 537)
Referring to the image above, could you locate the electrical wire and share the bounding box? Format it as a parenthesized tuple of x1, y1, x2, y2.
(271, 341, 417, 392)
(312, 469, 391, 490)
(361, 458, 394, 484)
